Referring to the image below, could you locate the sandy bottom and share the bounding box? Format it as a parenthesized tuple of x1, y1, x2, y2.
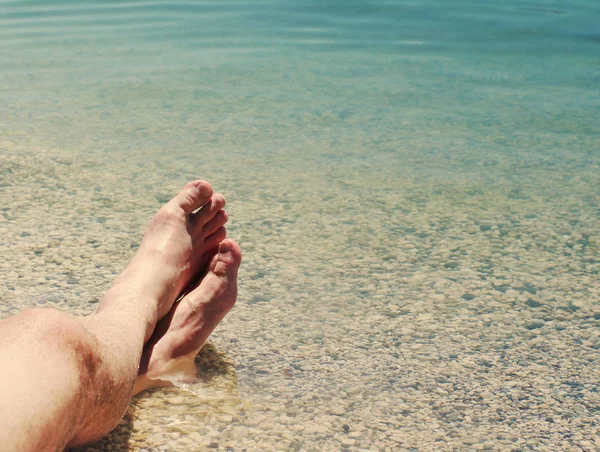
(1, 141, 599, 451)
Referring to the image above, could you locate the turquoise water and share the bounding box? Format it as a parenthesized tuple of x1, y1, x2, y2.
(1, 1, 600, 450)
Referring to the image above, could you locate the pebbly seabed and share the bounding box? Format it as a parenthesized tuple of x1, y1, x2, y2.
(2, 136, 599, 451)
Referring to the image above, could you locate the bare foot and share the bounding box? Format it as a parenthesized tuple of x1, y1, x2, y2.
(96, 180, 229, 340)
(133, 239, 242, 395)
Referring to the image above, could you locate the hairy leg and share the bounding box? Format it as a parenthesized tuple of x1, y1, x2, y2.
(0, 180, 231, 450)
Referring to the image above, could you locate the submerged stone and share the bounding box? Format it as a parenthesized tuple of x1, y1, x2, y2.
(526, 320, 545, 330)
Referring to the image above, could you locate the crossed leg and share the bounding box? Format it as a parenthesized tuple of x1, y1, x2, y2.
(0, 180, 241, 450)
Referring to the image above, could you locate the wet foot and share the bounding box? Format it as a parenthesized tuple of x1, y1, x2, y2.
(133, 239, 242, 395)
(97, 180, 229, 340)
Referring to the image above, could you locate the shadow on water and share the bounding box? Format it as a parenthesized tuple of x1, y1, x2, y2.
(69, 343, 238, 452)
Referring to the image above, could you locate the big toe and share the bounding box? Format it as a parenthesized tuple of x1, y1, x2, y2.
(211, 239, 242, 278)
(187, 239, 241, 308)
(170, 180, 213, 213)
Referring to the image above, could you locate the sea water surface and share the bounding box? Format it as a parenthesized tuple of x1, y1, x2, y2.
(1, 0, 599, 450)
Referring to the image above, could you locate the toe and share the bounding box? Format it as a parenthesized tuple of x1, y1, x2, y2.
(201, 210, 228, 238)
(211, 239, 242, 277)
(170, 180, 213, 213)
(203, 226, 228, 252)
(192, 193, 226, 227)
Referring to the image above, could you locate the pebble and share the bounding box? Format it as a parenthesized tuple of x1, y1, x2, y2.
(305, 425, 328, 434)
(526, 319, 546, 330)
(330, 406, 346, 416)
(480, 391, 493, 402)
(230, 427, 248, 440)
(188, 432, 203, 444)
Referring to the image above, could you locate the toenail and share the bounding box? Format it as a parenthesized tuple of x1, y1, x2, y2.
(195, 181, 212, 197)
(219, 241, 232, 253)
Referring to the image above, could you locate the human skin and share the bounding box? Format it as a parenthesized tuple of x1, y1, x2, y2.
(0, 180, 241, 450)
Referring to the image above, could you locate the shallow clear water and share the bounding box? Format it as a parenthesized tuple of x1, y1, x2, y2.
(1, 1, 599, 450)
